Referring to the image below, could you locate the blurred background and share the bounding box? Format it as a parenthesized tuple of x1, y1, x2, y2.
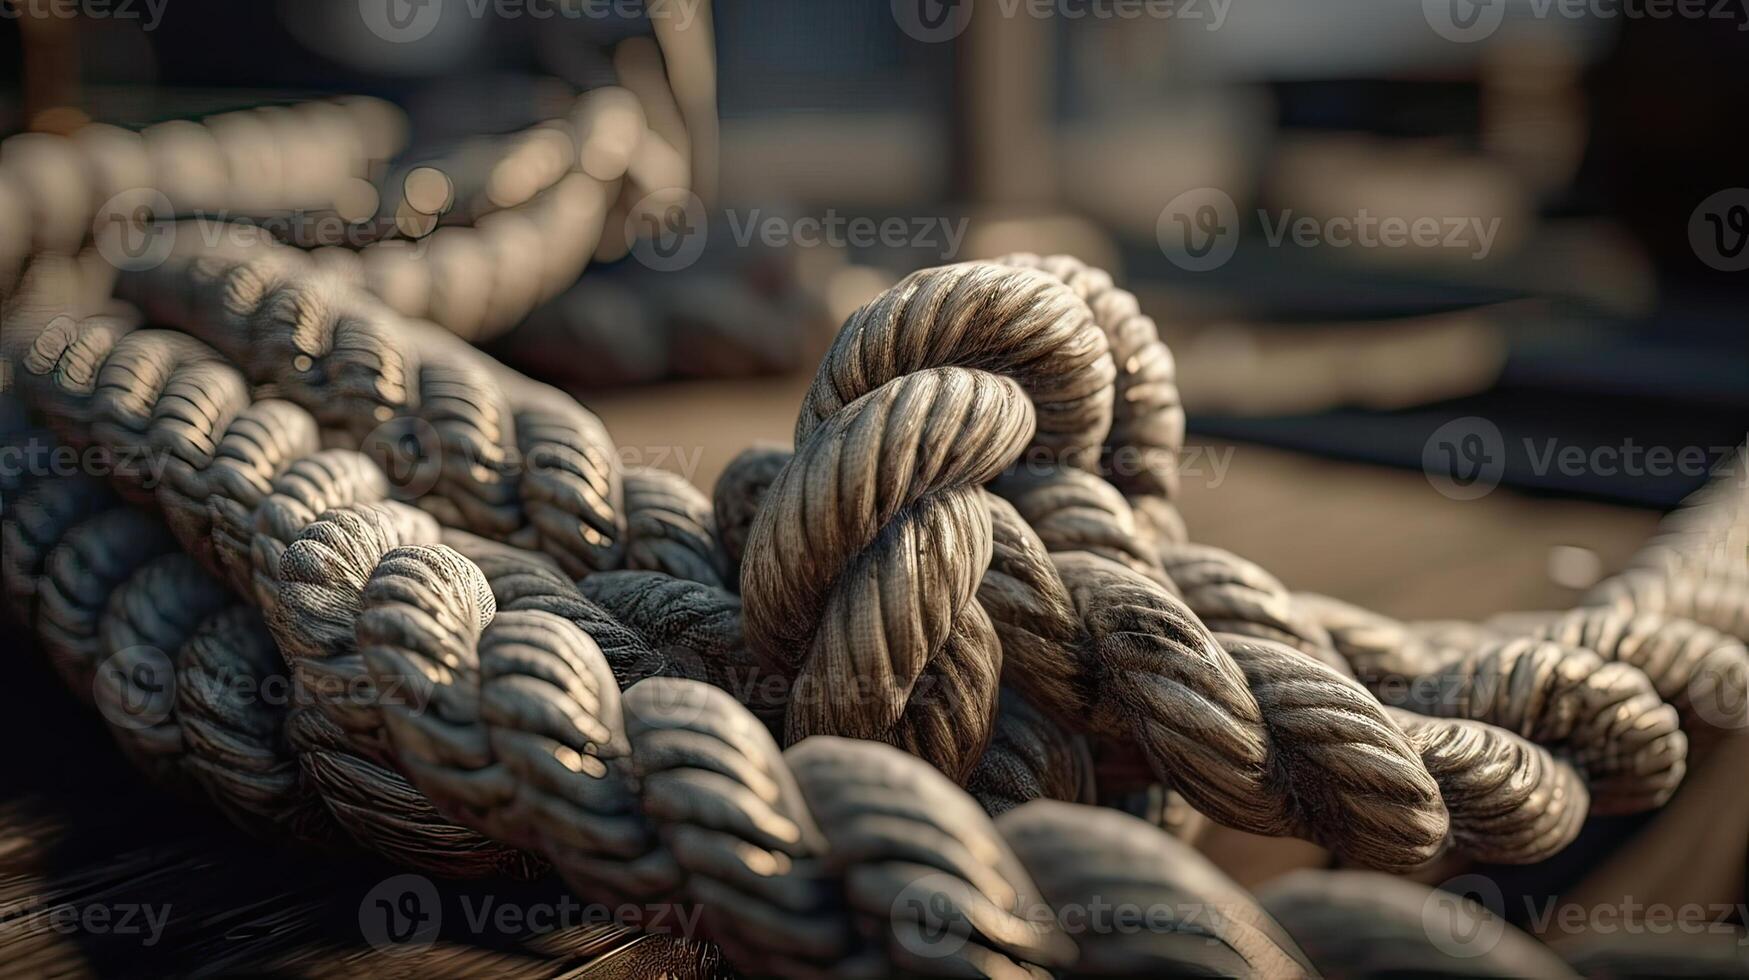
(4, 1, 1746, 509)
(2, 0, 1747, 974)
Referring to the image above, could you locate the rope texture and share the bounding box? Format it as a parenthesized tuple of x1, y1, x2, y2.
(6, 253, 1686, 871)
(5, 247, 1742, 977)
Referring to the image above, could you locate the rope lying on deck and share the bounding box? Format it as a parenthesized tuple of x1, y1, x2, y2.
(5, 247, 1665, 868)
(4, 246, 1743, 976)
(0, 97, 403, 298)
(1297, 466, 1749, 763)
(0, 85, 691, 348)
(357, 86, 690, 343)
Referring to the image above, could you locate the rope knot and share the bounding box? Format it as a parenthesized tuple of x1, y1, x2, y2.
(742, 263, 1118, 782)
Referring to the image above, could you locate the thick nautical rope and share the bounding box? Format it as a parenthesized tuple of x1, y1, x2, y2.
(3, 252, 1721, 973)
(0, 87, 685, 348)
(349, 568, 1323, 980)
(2, 424, 1325, 979)
(0, 97, 403, 300)
(10, 254, 1614, 874)
(359, 85, 684, 343)
(722, 261, 1611, 869)
(109, 234, 629, 580)
(2, 294, 645, 873)
(1582, 459, 1749, 640)
(1299, 583, 1747, 764)
(1, 427, 551, 876)
(359, 172, 619, 344)
(738, 261, 1119, 781)
(1259, 871, 1585, 980)
(1294, 592, 1691, 812)
(994, 253, 1187, 547)
(1, 464, 347, 845)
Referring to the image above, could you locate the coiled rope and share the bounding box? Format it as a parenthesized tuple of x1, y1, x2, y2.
(1296, 469, 1749, 762)
(3, 245, 1738, 975)
(9, 246, 1660, 872)
(0, 97, 403, 301)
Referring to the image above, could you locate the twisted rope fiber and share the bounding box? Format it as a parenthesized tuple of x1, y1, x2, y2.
(994, 253, 1187, 548)
(10, 273, 1091, 882)
(1300, 585, 1744, 767)
(358, 85, 697, 343)
(347, 556, 1322, 979)
(1, 466, 347, 845)
(6, 276, 1112, 857)
(728, 261, 1621, 869)
(1, 435, 548, 875)
(112, 232, 630, 580)
(5, 300, 662, 873)
(2, 251, 1719, 974)
(6, 250, 1679, 857)
(0, 86, 684, 348)
(1, 425, 1325, 976)
(573, 258, 1679, 865)
(0, 96, 403, 300)
(1621, 453, 1749, 580)
(1288, 477, 1742, 808)
(1580, 455, 1749, 640)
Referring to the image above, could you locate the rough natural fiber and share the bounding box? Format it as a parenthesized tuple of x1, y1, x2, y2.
(112, 236, 628, 579)
(741, 262, 1117, 780)
(10, 254, 1653, 874)
(995, 252, 1187, 547)
(1259, 871, 1582, 979)
(1300, 588, 1745, 764)
(6, 246, 1738, 978)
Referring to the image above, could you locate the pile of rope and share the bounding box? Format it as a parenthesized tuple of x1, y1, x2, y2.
(0, 79, 693, 347)
(0, 96, 405, 303)
(3, 236, 1746, 976)
(352, 85, 693, 343)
